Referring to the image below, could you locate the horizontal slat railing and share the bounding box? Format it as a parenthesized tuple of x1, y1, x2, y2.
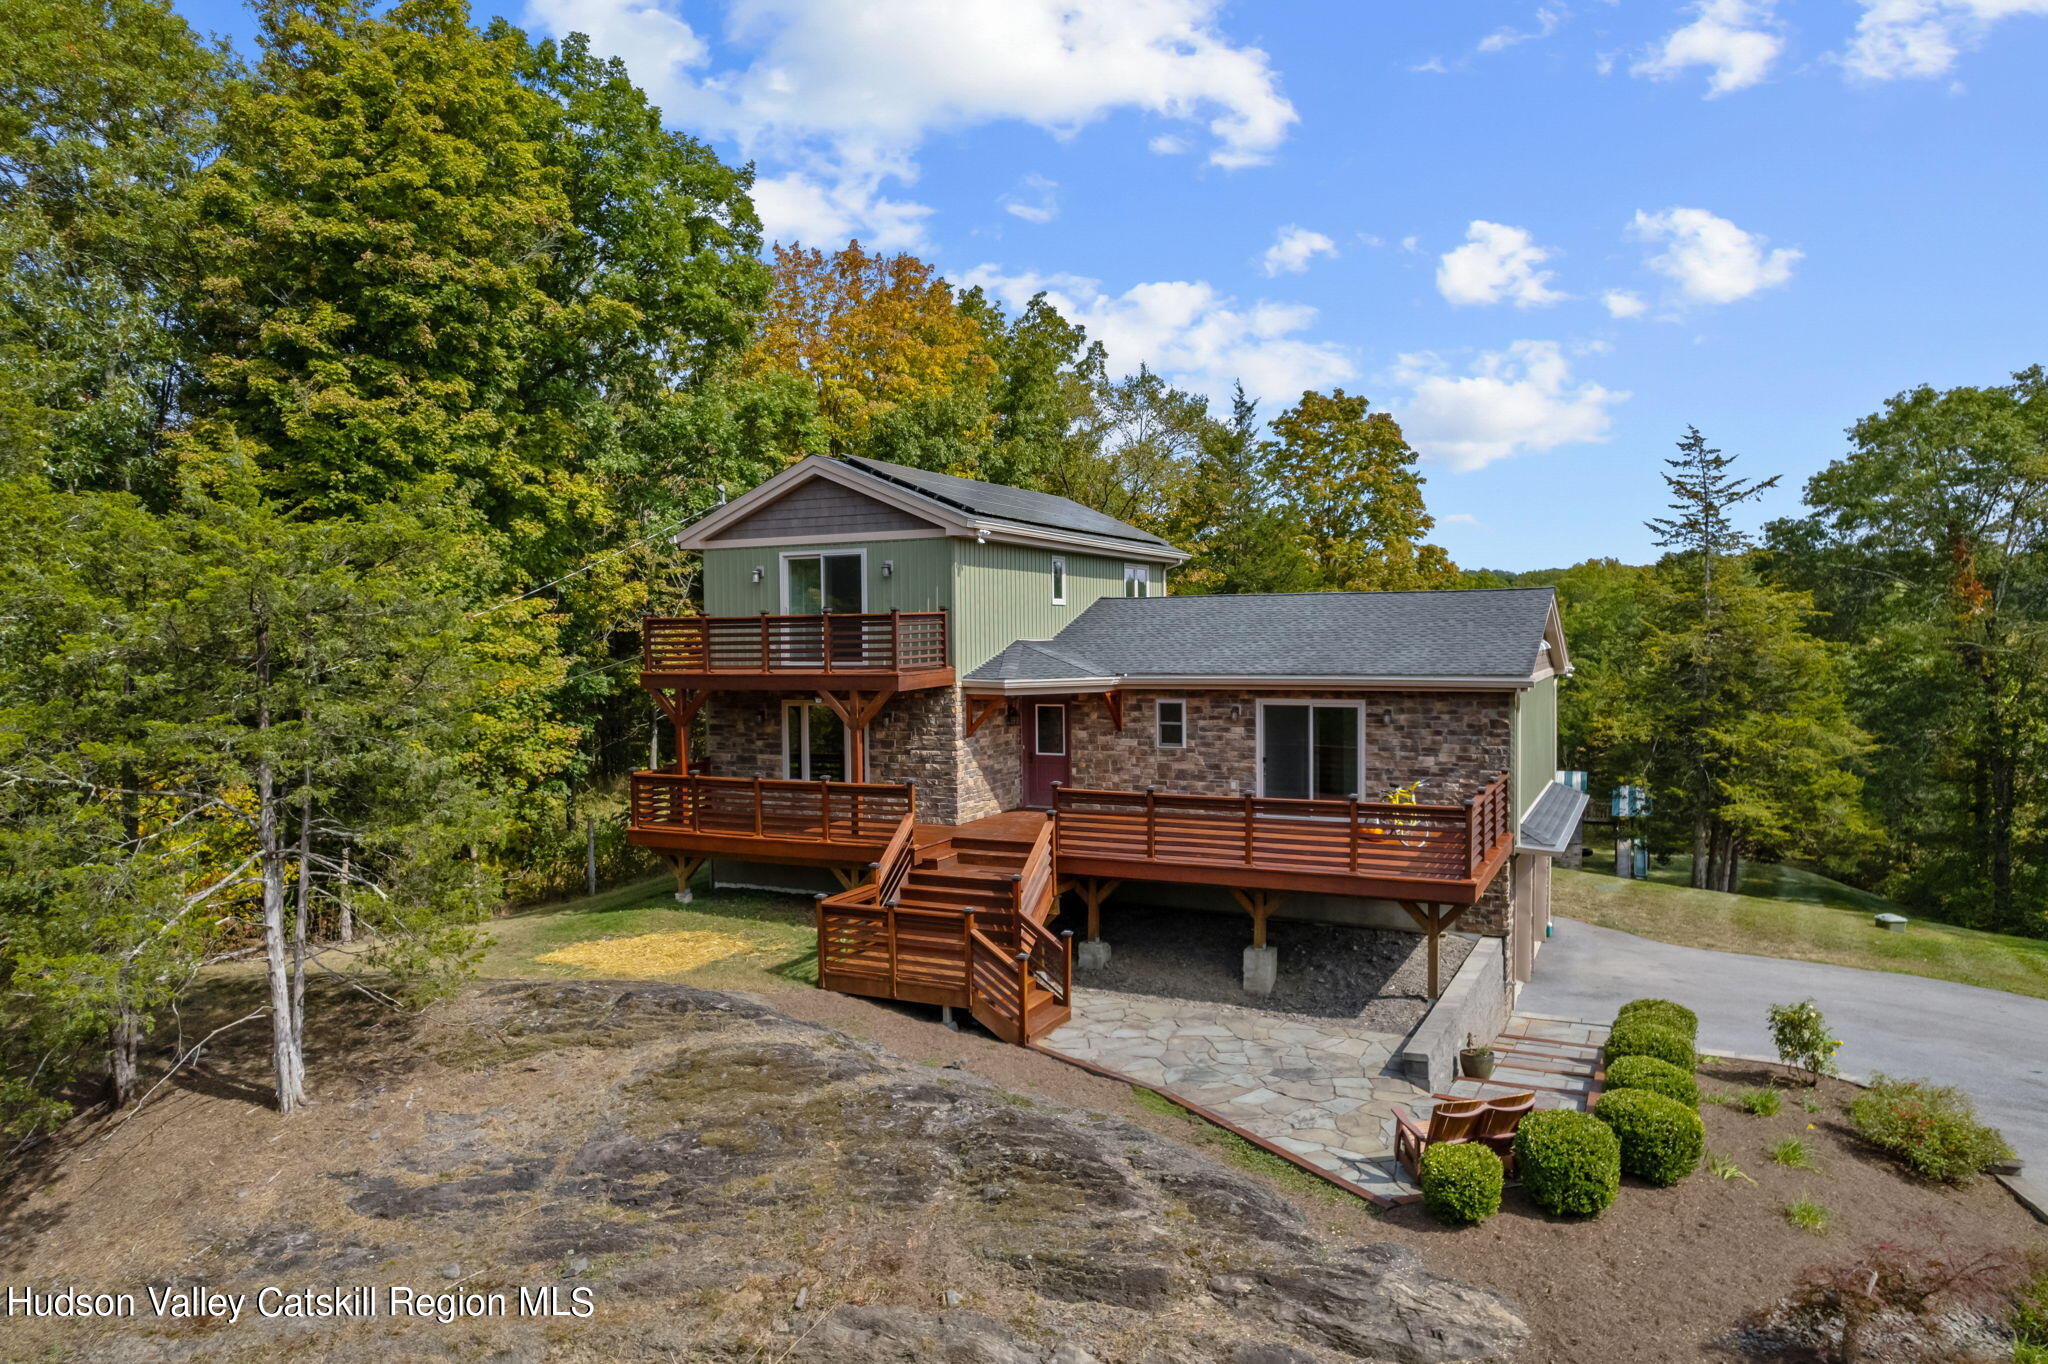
(817, 901, 975, 991)
(643, 611, 948, 675)
(629, 772, 913, 843)
(1052, 780, 1511, 885)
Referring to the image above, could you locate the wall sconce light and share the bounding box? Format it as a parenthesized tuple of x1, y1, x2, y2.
(881, 560, 894, 578)
(1230, 704, 1242, 720)
(751, 565, 765, 583)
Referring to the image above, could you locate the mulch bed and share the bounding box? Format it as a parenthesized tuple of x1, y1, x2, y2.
(1050, 901, 1473, 1034)
(1363, 1057, 2048, 1362)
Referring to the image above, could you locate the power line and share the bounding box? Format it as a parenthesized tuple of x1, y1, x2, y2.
(467, 514, 696, 619)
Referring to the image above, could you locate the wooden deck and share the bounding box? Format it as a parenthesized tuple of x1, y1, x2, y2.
(626, 773, 915, 867)
(1050, 777, 1514, 904)
(640, 611, 955, 692)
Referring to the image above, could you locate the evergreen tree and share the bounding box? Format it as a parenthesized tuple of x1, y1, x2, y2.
(1166, 383, 1314, 594)
(1633, 428, 1865, 890)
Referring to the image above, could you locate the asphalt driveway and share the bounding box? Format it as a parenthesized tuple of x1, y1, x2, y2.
(1521, 918, 2048, 1177)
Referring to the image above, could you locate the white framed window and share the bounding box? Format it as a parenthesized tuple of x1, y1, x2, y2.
(1254, 700, 1366, 800)
(1050, 556, 1067, 604)
(1155, 698, 1186, 749)
(1123, 563, 1152, 597)
(780, 702, 850, 781)
(779, 549, 866, 614)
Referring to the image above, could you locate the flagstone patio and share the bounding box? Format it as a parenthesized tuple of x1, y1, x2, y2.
(1040, 991, 1609, 1200)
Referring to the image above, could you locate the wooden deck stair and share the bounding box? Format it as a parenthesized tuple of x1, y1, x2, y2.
(816, 814, 1071, 1044)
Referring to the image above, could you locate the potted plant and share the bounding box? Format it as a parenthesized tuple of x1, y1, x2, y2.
(1459, 1033, 1496, 1080)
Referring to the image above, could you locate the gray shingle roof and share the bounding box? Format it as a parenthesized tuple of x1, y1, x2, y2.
(839, 455, 1177, 551)
(972, 639, 1117, 682)
(1519, 781, 1589, 854)
(963, 588, 1558, 683)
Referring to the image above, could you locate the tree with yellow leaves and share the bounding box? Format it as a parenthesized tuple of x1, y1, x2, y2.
(1262, 389, 1457, 590)
(744, 240, 995, 458)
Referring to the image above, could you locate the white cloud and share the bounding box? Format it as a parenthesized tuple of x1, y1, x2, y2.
(1260, 225, 1338, 277)
(750, 170, 933, 252)
(1479, 5, 1565, 53)
(1630, 207, 1800, 304)
(1000, 174, 1060, 224)
(1441, 512, 1486, 526)
(1840, 0, 2048, 80)
(1632, 0, 1784, 96)
(1148, 133, 1191, 154)
(960, 265, 1355, 406)
(1395, 341, 1626, 472)
(1410, 55, 1452, 73)
(1436, 221, 1566, 308)
(1602, 289, 1648, 318)
(523, 0, 1298, 246)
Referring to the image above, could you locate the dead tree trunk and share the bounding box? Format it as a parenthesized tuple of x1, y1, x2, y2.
(256, 623, 305, 1114)
(338, 844, 353, 944)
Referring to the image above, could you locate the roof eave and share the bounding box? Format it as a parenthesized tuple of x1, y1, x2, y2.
(965, 671, 1540, 693)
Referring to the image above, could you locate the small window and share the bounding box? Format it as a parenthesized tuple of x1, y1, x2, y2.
(1123, 563, 1151, 598)
(1050, 557, 1067, 604)
(1156, 699, 1186, 749)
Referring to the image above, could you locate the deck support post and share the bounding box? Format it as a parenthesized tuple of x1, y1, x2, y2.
(815, 686, 897, 783)
(827, 865, 868, 891)
(658, 853, 707, 902)
(1231, 889, 1284, 996)
(1399, 900, 1472, 999)
(1073, 878, 1120, 969)
(646, 687, 711, 775)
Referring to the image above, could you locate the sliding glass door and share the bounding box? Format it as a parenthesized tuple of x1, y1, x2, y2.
(781, 703, 848, 781)
(782, 552, 864, 664)
(1258, 703, 1362, 800)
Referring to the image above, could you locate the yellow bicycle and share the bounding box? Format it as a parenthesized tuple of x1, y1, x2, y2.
(1365, 779, 1431, 848)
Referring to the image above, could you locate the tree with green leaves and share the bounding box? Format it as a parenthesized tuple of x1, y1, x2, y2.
(1630, 428, 1867, 891)
(1773, 369, 2048, 934)
(1261, 389, 1456, 590)
(1164, 383, 1314, 595)
(0, 482, 541, 1124)
(0, 0, 227, 498)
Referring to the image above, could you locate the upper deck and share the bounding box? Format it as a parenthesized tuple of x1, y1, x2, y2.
(640, 611, 955, 692)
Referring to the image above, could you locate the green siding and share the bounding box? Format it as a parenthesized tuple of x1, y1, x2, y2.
(702, 538, 956, 619)
(950, 540, 1155, 673)
(1511, 675, 1558, 818)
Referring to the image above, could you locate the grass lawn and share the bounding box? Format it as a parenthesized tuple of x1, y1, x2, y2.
(480, 874, 822, 993)
(1555, 859, 2048, 1001)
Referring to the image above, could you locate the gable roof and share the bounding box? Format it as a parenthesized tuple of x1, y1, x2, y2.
(839, 456, 1178, 552)
(673, 454, 1185, 561)
(963, 588, 1565, 688)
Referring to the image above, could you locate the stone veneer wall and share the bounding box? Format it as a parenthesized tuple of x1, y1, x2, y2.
(691, 687, 1002, 826)
(1063, 689, 1512, 805)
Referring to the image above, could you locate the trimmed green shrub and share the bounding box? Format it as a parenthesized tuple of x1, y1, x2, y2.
(1419, 1141, 1503, 1225)
(1848, 1073, 2014, 1183)
(1593, 1088, 1704, 1186)
(1603, 1054, 1700, 1109)
(1514, 1109, 1620, 1218)
(1604, 1017, 1695, 1072)
(1616, 997, 1699, 1040)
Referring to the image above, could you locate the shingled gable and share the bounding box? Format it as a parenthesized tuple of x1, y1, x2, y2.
(963, 587, 1566, 690)
(673, 454, 1184, 561)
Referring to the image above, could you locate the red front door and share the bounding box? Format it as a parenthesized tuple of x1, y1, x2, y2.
(1022, 702, 1070, 807)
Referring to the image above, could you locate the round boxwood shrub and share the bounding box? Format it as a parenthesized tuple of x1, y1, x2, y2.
(1419, 1141, 1503, 1225)
(1513, 1109, 1620, 1218)
(1615, 997, 1698, 1040)
(1593, 1088, 1705, 1186)
(1604, 1017, 1696, 1072)
(1604, 1054, 1701, 1109)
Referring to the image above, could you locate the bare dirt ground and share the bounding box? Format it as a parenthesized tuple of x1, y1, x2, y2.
(4, 976, 2042, 1363)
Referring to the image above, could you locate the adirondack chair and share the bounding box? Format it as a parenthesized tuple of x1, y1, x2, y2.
(1392, 1097, 1487, 1178)
(1436, 1090, 1538, 1171)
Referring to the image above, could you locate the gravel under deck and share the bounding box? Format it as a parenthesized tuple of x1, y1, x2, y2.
(1051, 902, 1475, 1036)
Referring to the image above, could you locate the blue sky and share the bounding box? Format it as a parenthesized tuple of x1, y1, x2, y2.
(173, 1, 2048, 570)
